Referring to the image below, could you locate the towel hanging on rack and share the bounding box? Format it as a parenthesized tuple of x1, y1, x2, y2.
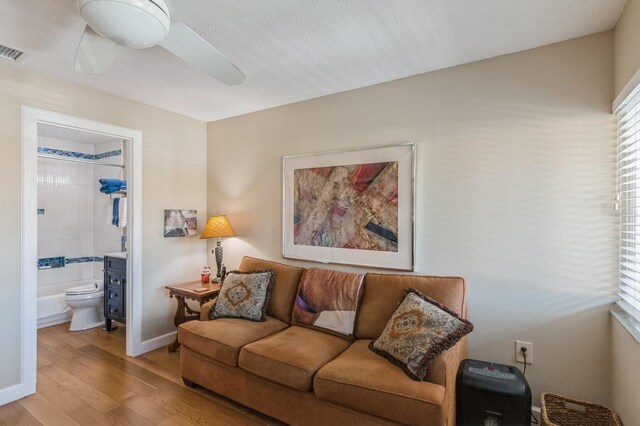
(118, 197, 127, 228)
(112, 198, 120, 227)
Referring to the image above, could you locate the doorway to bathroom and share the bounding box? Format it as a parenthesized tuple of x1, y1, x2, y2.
(37, 123, 127, 335)
(19, 107, 143, 402)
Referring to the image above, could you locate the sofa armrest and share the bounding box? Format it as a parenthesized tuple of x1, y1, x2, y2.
(423, 337, 466, 426)
(424, 338, 466, 387)
(200, 297, 218, 321)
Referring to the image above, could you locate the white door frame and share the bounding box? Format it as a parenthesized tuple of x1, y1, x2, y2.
(13, 106, 143, 403)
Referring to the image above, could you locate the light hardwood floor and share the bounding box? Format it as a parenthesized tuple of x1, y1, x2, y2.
(0, 323, 281, 425)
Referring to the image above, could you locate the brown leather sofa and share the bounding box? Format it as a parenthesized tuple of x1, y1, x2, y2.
(178, 256, 468, 425)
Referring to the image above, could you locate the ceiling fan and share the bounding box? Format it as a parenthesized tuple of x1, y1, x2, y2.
(74, 0, 298, 85)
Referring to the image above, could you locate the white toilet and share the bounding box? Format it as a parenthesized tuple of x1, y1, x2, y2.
(65, 280, 104, 331)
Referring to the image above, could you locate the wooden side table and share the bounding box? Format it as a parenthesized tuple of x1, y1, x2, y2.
(165, 280, 221, 352)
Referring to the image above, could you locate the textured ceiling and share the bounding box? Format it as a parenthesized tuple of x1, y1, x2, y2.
(0, 0, 627, 122)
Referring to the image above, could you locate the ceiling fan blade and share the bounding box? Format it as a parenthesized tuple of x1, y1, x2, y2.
(159, 22, 245, 86)
(166, 0, 299, 22)
(74, 26, 123, 74)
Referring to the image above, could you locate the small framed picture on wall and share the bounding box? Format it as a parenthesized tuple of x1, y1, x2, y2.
(164, 209, 197, 237)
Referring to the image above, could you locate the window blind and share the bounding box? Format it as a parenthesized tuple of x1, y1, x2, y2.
(618, 87, 640, 321)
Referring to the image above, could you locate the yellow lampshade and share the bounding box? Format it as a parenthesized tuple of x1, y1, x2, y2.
(200, 215, 236, 239)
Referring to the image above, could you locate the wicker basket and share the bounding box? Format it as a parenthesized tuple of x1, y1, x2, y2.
(541, 393, 621, 426)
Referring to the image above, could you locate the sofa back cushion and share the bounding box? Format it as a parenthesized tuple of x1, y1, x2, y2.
(354, 273, 467, 340)
(291, 267, 365, 339)
(239, 256, 305, 324)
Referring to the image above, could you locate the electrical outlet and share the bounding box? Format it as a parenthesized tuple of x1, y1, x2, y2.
(515, 340, 533, 365)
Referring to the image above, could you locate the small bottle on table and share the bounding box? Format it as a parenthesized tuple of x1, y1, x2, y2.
(201, 265, 211, 284)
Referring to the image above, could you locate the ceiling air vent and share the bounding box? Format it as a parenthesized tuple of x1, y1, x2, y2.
(0, 44, 23, 62)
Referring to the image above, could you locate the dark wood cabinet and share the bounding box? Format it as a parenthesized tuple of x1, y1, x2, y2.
(104, 255, 126, 331)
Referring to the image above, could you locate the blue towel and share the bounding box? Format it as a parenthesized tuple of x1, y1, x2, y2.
(100, 185, 126, 194)
(112, 198, 119, 227)
(100, 178, 126, 187)
(99, 179, 126, 194)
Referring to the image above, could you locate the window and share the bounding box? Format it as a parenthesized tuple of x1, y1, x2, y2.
(618, 87, 640, 321)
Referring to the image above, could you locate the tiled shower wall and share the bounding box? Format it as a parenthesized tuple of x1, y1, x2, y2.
(37, 136, 124, 297)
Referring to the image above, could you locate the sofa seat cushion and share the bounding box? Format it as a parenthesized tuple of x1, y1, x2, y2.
(178, 316, 288, 367)
(314, 340, 447, 425)
(239, 326, 351, 391)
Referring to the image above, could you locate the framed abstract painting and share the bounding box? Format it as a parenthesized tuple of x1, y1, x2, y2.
(282, 143, 415, 270)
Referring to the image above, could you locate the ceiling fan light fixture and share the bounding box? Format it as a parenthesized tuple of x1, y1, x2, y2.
(73, 0, 299, 83)
(77, 0, 170, 49)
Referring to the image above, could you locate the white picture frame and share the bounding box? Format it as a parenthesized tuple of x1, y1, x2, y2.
(283, 143, 415, 270)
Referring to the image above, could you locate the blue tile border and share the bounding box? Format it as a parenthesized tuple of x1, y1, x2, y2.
(65, 256, 104, 264)
(38, 256, 104, 269)
(38, 256, 65, 269)
(37, 147, 122, 161)
(95, 150, 122, 160)
(66, 256, 93, 265)
(37, 147, 93, 160)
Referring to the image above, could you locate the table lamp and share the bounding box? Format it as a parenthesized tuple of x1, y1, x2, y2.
(200, 214, 236, 281)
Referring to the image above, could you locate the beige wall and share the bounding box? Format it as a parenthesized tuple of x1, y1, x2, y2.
(208, 32, 617, 405)
(612, 0, 640, 421)
(614, 0, 640, 96)
(0, 63, 207, 390)
(611, 316, 640, 425)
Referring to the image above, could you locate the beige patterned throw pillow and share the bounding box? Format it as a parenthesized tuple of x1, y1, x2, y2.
(370, 288, 474, 381)
(209, 270, 275, 321)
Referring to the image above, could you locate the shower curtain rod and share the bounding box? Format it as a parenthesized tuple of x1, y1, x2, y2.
(37, 153, 125, 169)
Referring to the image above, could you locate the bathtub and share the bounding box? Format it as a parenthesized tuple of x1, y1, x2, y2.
(37, 279, 103, 329)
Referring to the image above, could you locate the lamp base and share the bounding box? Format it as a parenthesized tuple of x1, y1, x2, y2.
(214, 240, 223, 279)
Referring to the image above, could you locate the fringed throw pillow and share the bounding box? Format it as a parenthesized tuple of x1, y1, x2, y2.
(209, 270, 275, 321)
(369, 288, 474, 381)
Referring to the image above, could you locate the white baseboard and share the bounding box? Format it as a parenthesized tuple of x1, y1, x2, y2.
(137, 331, 176, 355)
(37, 312, 72, 329)
(0, 382, 35, 406)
